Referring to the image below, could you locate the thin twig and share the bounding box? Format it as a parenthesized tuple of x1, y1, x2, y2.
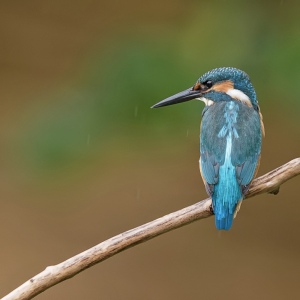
(2, 158, 300, 300)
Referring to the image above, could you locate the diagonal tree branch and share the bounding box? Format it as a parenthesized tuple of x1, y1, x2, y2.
(2, 158, 300, 300)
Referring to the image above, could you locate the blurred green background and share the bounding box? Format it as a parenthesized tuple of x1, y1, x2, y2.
(0, 1, 299, 299)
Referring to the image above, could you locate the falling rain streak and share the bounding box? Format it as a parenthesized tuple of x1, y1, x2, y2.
(136, 188, 140, 201)
(134, 106, 138, 117)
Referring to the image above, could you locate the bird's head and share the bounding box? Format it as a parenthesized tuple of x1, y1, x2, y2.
(152, 67, 258, 110)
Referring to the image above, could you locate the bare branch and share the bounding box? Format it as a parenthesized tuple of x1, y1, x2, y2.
(2, 158, 300, 300)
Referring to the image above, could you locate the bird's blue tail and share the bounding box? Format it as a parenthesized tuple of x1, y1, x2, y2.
(212, 165, 243, 230)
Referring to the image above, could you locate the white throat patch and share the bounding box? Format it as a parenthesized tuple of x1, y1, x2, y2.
(197, 97, 214, 106)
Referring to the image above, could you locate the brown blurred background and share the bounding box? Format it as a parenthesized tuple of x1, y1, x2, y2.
(0, 1, 299, 299)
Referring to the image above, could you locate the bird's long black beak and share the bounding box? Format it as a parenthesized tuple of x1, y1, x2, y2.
(151, 87, 201, 108)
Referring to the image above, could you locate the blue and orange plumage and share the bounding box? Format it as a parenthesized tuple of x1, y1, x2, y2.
(152, 67, 264, 230)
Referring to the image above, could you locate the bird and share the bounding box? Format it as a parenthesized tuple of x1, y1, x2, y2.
(152, 67, 264, 230)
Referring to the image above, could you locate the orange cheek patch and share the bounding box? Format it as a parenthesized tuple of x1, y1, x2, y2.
(212, 80, 234, 93)
(193, 82, 201, 90)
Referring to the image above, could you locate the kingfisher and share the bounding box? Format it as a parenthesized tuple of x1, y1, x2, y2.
(152, 67, 264, 230)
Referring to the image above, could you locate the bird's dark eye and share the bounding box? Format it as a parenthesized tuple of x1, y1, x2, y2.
(205, 80, 213, 88)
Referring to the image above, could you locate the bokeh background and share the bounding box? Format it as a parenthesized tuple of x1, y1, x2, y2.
(1, 1, 299, 299)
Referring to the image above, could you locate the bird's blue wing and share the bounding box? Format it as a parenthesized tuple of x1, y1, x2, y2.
(200, 104, 227, 195)
(231, 106, 263, 193)
(200, 102, 262, 195)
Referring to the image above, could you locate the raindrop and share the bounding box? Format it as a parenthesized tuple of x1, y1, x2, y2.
(136, 188, 141, 201)
(134, 106, 138, 117)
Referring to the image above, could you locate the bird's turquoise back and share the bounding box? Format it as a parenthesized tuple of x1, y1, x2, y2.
(200, 100, 262, 230)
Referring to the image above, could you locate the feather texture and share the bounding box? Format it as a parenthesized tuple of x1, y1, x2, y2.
(200, 100, 262, 230)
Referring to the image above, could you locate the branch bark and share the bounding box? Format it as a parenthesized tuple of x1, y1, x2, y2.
(2, 158, 300, 300)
